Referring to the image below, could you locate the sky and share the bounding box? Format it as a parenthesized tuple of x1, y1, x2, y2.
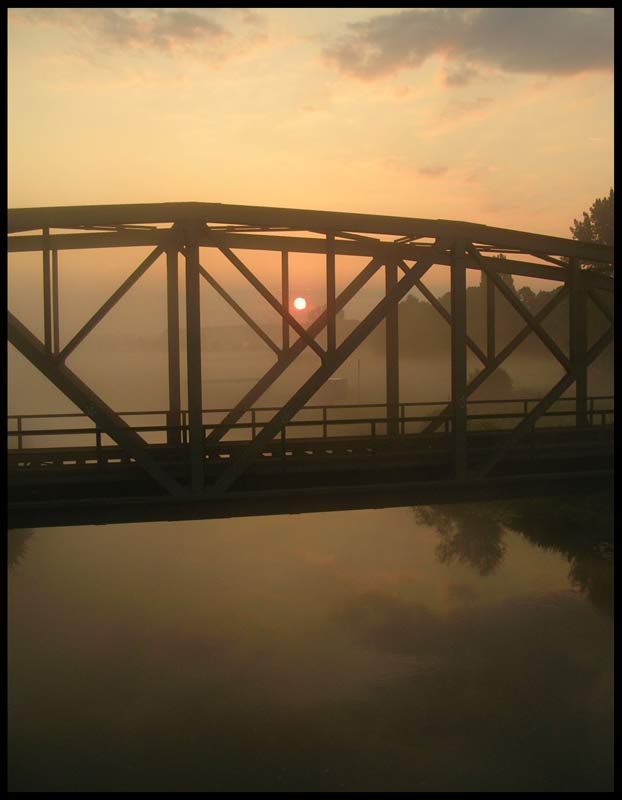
(7, 7, 614, 239)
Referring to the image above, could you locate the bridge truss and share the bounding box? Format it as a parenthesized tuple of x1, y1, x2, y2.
(7, 203, 614, 527)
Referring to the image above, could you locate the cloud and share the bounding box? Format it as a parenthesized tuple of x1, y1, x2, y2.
(324, 8, 613, 81)
(437, 95, 495, 121)
(417, 164, 448, 178)
(443, 64, 481, 88)
(10, 7, 263, 56)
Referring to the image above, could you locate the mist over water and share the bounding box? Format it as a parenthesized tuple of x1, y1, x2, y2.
(7, 272, 614, 792)
(8, 498, 613, 792)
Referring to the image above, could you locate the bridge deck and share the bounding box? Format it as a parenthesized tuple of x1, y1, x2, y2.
(8, 422, 613, 529)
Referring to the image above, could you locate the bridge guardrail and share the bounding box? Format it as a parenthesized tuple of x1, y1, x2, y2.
(7, 396, 614, 464)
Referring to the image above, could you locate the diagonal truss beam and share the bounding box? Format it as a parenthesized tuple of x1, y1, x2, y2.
(204, 254, 385, 445)
(196, 260, 281, 356)
(208, 241, 448, 495)
(203, 228, 325, 360)
(58, 245, 164, 362)
(398, 259, 488, 366)
(8, 312, 187, 497)
(422, 285, 570, 434)
(468, 244, 571, 372)
(528, 252, 567, 267)
(588, 288, 614, 324)
(476, 327, 614, 477)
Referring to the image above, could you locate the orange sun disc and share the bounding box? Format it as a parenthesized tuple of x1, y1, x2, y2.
(293, 297, 307, 310)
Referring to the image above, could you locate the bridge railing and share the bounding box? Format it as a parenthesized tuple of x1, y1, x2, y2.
(7, 396, 614, 458)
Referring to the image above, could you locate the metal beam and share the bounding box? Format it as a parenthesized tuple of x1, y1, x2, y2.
(469, 245, 571, 372)
(568, 258, 588, 427)
(204, 255, 385, 446)
(208, 242, 447, 495)
(476, 325, 613, 478)
(486, 270, 495, 361)
(8, 311, 186, 497)
(7, 202, 614, 263)
(588, 288, 614, 324)
(184, 228, 204, 493)
(52, 248, 60, 354)
(451, 241, 468, 479)
(197, 263, 281, 356)
(58, 246, 164, 362)
(42, 228, 52, 353)
(166, 248, 181, 446)
(327, 234, 336, 352)
(9, 229, 613, 290)
(205, 231, 326, 360)
(423, 286, 569, 434)
(405, 264, 488, 366)
(385, 260, 399, 435)
(282, 251, 289, 351)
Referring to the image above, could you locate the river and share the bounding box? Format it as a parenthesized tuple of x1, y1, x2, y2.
(8, 492, 613, 792)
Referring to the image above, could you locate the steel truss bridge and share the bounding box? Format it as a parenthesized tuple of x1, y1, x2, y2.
(8, 203, 614, 528)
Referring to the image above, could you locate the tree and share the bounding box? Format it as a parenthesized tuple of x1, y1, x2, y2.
(569, 188, 613, 275)
(570, 188, 613, 246)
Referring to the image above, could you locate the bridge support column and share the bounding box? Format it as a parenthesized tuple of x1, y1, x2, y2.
(485, 269, 495, 361)
(451, 240, 468, 478)
(569, 257, 588, 427)
(281, 250, 289, 351)
(327, 234, 336, 353)
(385, 260, 399, 436)
(185, 226, 204, 492)
(42, 228, 53, 354)
(167, 248, 181, 445)
(51, 248, 60, 354)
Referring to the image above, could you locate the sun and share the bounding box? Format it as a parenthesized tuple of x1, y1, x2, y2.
(293, 297, 307, 310)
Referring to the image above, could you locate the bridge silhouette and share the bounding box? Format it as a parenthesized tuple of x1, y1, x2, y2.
(8, 203, 614, 528)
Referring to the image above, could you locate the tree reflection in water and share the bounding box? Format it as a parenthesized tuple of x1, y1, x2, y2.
(415, 504, 506, 576)
(415, 492, 613, 616)
(7, 529, 35, 570)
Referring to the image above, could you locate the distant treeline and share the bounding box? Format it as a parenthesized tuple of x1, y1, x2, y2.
(363, 273, 613, 370)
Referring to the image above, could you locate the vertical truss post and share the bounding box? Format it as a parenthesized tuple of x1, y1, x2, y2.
(184, 224, 204, 492)
(385, 259, 399, 435)
(485, 269, 495, 361)
(51, 248, 60, 354)
(42, 227, 52, 353)
(281, 250, 289, 351)
(569, 257, 588, 427)
(167, 248, 182, 445)
(451, 240, 468, 478)
(326, 234, 336, 352)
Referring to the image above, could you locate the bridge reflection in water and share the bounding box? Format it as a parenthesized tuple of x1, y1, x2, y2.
(7, 203, 614, 528)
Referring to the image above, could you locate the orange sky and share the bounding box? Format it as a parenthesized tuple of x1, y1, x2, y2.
(8, 8, 613, 235)
(7, 8, 614, 323)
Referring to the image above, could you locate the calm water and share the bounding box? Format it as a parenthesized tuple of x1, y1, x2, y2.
(8, 494, 613, 792)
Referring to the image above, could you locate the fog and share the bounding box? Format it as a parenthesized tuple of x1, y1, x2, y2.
(8, 245, 613, 427)
(8, 500, 613, 792)
(7, 244, 614, 791)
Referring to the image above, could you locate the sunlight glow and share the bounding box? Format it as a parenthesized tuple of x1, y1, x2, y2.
(293, 297, 307, 311)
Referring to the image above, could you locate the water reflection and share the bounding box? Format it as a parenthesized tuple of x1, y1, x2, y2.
(415, 492, 613, 616)
(8, 497, 613, 792)
(7, 528, 35, 570)
(416, 503, 506, 576)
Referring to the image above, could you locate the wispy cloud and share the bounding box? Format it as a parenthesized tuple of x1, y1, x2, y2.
(442, 64, 481, 88)
(437, 95, 495, 121)
(324, 8, 613, 81)
(10, 7, 265, 58)
(417, 164, 448, 178)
